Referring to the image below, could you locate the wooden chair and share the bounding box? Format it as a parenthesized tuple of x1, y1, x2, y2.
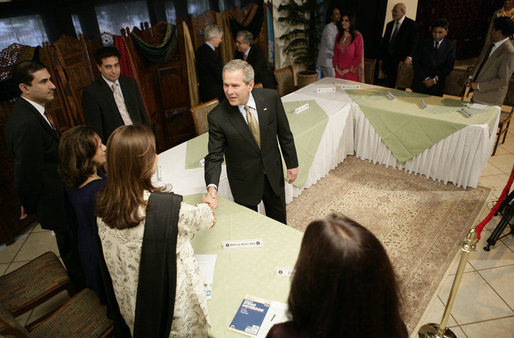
(254, 82, 263, 88)
(443, 68, 470, 99)
(0, 289, 113, 337)
(274, 66, 296, 97)
(395, 61, 414, 90)
(492, 76, 514, 155)
(191, 99, 219, 135)
(363, 58, 377, 84)
(0, 252, 74, 319)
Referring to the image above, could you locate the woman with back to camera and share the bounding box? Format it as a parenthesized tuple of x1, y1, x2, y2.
(58, 125, 107, 301)
(333, 13, 364, 82)
(96, 125, 216, 337)
(267, 214, 407, 338)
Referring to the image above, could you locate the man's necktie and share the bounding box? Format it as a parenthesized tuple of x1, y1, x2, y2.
(244, 54, 248, 61)
(44, 111, 60, 137)
(112, 83, 133, 125)
(473, 43, 495, 81)
(244, 104, 260, 149)
(390, 21, 399, 42)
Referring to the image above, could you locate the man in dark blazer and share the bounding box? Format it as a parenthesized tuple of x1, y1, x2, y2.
(196, 24, 225, 102)
(411, 18, 456, 97)
(82, 46, 149, 143)
(234, 30, 276, 89)
(204, 60, 298, 224)
(5, 60, 83, 286)
(468, 17, 514, 106)
(381, 3, 418, 88)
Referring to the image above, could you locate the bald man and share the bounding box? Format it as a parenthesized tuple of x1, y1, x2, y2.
(381, 3, 418, 88)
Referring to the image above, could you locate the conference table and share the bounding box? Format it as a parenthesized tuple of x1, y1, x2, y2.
(156, 78, 500, 336)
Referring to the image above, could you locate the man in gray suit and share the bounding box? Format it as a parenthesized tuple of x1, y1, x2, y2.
(469, 17, 514, 106)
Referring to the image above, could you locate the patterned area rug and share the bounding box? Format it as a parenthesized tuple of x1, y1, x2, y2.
(286, 156, 491, 333)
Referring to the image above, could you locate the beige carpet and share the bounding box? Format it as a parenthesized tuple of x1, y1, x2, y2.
(286, 156, 491, 333)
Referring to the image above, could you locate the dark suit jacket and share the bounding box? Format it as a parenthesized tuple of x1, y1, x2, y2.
(235, 45, 276, 89)
(471, 40, 514, 106)
(382, 17, 418, 63)
(204, 88, 298, 205)
(5, 98, 65, 230)
(196, 43, 224, 102)
(412, 38, 456, 96)
(82, 76, 150, 143)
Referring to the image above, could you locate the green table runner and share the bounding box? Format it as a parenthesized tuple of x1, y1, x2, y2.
(282, 100, 328, 188)
(185, 132, 209, 169)
(185, 100, 329, 189)
(186, 195, 302, 337)
(345, 88, 499, 163)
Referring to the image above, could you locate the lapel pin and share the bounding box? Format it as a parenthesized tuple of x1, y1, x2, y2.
(263, 107, 268, 111)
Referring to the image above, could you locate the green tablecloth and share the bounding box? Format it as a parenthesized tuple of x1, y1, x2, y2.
(185, 100, 329, 188)
(186, 194, 302, 337)
(185, 132, 209, 169)
(282, 100, 328, 188)
(345, 88, 499, 163)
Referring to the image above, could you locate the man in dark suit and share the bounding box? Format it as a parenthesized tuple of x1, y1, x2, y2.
(204, 60, 298, 224)
(411, 18, 456, 97)
(196, 24, 225, 102)
(5, 60, 83, 286)
(82, 46, 149, 143)
(234, 30, 276, 89)
(468, 17, 514, 106)
(381, 3, 418, 88)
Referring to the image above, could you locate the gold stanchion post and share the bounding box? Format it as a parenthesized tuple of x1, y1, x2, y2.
(418, 229, 478, 338)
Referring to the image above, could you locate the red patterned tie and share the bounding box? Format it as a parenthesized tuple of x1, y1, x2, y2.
(44, 111, 60, 137)
(244, 54, 248, 61)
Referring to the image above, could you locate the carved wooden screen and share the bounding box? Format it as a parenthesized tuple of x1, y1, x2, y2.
(122, 21, 192, 151)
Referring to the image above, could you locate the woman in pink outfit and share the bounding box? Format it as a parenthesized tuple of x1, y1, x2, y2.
(333, 13, 364, 82)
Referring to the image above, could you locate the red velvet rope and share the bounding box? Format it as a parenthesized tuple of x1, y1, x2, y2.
(475, 166, 514, 239)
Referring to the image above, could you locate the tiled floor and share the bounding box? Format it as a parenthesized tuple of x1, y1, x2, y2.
(1, 117, 513, 336)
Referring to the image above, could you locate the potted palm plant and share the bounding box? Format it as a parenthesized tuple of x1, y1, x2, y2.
(278, 0, 324, 87)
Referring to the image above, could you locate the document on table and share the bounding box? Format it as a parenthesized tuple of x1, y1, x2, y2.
(195, 254, 217, 299)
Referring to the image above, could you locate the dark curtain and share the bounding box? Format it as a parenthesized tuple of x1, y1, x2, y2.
(327, 0, 388, 59)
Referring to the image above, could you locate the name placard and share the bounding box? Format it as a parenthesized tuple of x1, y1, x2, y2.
(294, 103, 310, 114)
(337, 84, 361, 89)
(274, 267, 293, 277)
(458, 108, 473, 118)
(386, 91, 396, 100)
(222, 239, 263, 249)
(316, 87, 336, 93)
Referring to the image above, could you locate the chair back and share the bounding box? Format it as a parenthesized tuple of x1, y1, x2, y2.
(274, 66, 295, 96)
(503, 76, 514, 107)
(0, 302, 30, 337)
(395, 61, 414, 89)
(444, 68, 469, 98)
(191, 99, 219, 135)
(364, 58, 376, 84)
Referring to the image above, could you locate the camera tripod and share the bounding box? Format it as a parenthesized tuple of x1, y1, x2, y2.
(484, 190, 514, 251)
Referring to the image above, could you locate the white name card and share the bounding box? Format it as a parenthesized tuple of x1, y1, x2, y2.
(337, 84, 361, 89)
(274, 267, 293, 277)
(316, 87, 336, 93)
(419, 99, 428, 110)
(386, 91, 396, 100)
(458, 108, 473, 118)
(294, 103, 310, 114)
(222, 239, 263, 249)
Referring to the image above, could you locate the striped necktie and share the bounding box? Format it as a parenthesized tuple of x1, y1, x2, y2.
(244, 104, 260, 149)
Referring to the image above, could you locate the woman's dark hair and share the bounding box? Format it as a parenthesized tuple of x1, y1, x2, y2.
(96, 125, 159, 229)
(336, 13, 356, 44)
(58, 125, 100, 189)
(288, 214, 404, 338)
